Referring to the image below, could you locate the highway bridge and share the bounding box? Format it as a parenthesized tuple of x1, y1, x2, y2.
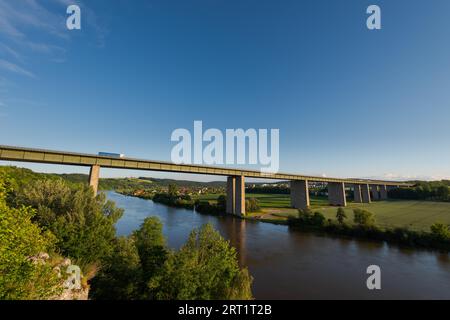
(0, 145, 413, 216)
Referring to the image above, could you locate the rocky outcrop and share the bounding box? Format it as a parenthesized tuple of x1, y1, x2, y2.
(29, 253, 90, 300)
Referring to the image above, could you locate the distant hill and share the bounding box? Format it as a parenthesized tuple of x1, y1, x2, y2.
(0, 166, 225, 190)
(1, 166, 298, 190)
(137, 177, 226, 188)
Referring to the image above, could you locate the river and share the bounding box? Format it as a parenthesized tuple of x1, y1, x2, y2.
(107, 191, 450, 299)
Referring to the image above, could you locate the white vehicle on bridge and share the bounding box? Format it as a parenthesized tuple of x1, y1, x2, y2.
(98, 152, 125, 158)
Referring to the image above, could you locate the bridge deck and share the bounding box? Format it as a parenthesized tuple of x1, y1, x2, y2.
(0, 145, 411, 186)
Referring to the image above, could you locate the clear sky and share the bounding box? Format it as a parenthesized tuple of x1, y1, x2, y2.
(1, 0, 450, 181)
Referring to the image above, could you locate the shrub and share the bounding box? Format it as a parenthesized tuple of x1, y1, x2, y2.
(430, 223, 450, 241)
(245, 198, 260, 212)
(297, 208, 313, 220)
(195, 200, 224, 215)
(216, 195, 227, 211)
(311, 212, 326, 226)
(336, 207, 347, 224)
(0, 177, 62, 299)
(89, 237, 142, 300)
(353, 208, 376, 227)
(15, 179, 123, 266)
(154, 224, 253, 300)
(134, 216, 168, 293)
(291, 209, 325, 227)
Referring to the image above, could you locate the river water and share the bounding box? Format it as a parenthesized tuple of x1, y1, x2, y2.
(107, 191, 450, 299)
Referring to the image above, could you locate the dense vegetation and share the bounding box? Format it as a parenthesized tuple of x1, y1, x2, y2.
(247, 185, 290, 194)
(0, 166, 156, 192)
(195, 195, 227, 215)
(0, 166, 253, 300)
(128, 183, 260, 215)
(0, 173, 62, 299)
(389, 182, 450, 201)
(288, 208, 450, 251)
(152, 190, 195, 210)
(90, 220, 253, 300)
(14, 179, 124, 266)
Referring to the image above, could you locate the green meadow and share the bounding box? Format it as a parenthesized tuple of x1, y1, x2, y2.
(196, 193, 450, 231)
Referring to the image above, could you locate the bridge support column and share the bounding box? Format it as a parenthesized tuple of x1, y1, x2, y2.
(361, 184, 371, 203)
(89, 165, 100, 195)
(328, 182, 346, 206)
(226, 176, 236, 214)
(370, 185, 380, 200)
(290, 180, 310, 209)
(235, 176, 246, 216)
(226, 175, 245, 216)
(379, 185, 388, 200)
(354, 184, 363, 203)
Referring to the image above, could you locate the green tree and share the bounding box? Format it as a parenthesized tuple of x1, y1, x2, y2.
(430, 223, 450, 241)
(311, 212, 326, 226)
(15, 179, 123, 266)
(436, 186, 449, 201)
(0, 176, 62, 300)
(154, 224, 253, 300)
(245, 198, 260, 213)
(89, 237, 142, 300)
(296, 208, 313, 224)
(298, 208, 313, 218)
(134, 216, 168, 298)
(216, 195, 227, 211)
(353, 208, 376, 227)
(336, 207, 347, 224)
(168, 184, 178, 198)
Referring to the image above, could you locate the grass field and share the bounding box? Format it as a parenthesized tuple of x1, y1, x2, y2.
(196, 193, 450, 231)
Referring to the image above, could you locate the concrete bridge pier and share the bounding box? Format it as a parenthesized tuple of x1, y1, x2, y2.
(226, 175, 246, 216)
(379, 185, 388, 200)
(235, 176, 246, 216)
(370, 185, 380, 200)
(328, 182, 346, 206)
(89, 165, 100, 195)
(354, 184, 363, 203)
(361, 184, 371, 203)
(226, 176, 236, 214)
(290, 180, 310, 210)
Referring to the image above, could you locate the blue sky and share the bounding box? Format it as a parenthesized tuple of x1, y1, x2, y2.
(1, 0, 450, 181)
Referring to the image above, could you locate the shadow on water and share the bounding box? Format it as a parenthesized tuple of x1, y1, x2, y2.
(108, 191, 450, 300)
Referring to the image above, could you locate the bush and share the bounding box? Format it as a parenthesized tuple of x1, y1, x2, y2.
(430, 223, 450, 241)
(290, 209, 325, 227)
(91, 216, 169, 300)
(353, 208, 376, 227)
(245, 198, 260, 212)
(195, 200, 224, 215)
(89, 237, 142, 300)
(216, 195, 227, 211)
(297, 208, 313, 220)
(91, 222, 254, 300)
(311, 212, 326, 226)
(134, 216, 168, 298)
(153, 192, 195, 209)
(154, 224, 253, 300)
(15, 179, 123, 266)
(336, 207, 347, 224)
(0, 176, 62, 299)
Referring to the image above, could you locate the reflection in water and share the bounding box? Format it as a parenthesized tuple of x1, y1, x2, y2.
(222, 218, 246, 266)
(108, 192, 450, 300)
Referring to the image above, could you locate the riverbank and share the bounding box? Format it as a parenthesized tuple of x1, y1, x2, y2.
(288, 215, 450, 252)
(211, 193, 450, 232)
(107, 191, 450, 299)
(117, 191, 450, 253)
